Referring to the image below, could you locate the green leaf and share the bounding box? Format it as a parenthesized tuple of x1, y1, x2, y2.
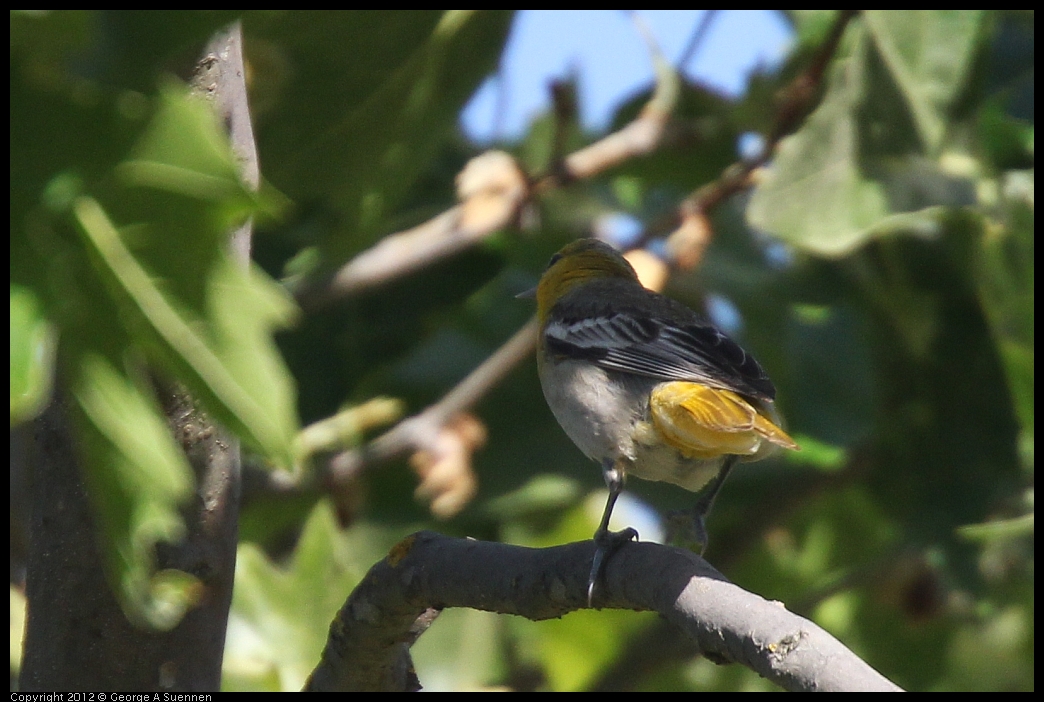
(12, 78, 301, 630)
(748, 23, 979, 257)
(69, 84, 300, 469)
(10, 10, 243, 93)
(974, 173, 1034, 464)
(249, 10, 515, 259)
(74, 194, 299, 470)
(411, 607, 505, 691)
(535, 608, 658, 691)
(10, 284, 57, 424)
(864, 11, 985, 155)
(225, 501, 398, 691)
(70, 352, 196, 629)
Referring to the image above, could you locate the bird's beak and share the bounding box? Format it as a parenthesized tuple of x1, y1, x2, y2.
(515, 285, 537, 300)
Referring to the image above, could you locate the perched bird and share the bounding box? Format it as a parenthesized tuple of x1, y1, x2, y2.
(529, 238, 798, 604)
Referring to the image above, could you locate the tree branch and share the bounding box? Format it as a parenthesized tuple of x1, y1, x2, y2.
(305, 532, 903, 692)
(669, 9, 859, 261)
(329, 317, 538, 482)
(296, 48, 679, 309)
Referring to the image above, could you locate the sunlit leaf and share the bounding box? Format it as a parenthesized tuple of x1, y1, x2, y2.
(864, 11, 984, 155)
(70, 85, 300, 469)
(10, 285, 57, 424)
(70, 352, 195, 629)
(225, 501, 399, 691)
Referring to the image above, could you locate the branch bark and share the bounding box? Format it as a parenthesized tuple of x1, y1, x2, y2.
(305, 532, 903, 692)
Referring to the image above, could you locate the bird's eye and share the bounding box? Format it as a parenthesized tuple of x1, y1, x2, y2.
(545, 252, 563, 270)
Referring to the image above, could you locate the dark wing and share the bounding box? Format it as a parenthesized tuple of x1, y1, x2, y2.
(544, 280, 776, 401)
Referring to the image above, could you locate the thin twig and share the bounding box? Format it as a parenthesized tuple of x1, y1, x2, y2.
(329, 317, 538, 482)
(677, 10, 719, 77)
(547, 78, 577, 179)
(699, 9, 857, 208)
(298, 57, 680, 309)
(663, 9, 859, 266)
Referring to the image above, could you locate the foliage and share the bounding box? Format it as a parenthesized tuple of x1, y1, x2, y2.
(10, 10, 1033, 691)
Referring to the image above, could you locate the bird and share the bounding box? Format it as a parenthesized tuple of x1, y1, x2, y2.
(528, 238, 798, 604)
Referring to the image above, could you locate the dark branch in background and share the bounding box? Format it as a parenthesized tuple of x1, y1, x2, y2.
(768, 9, 858, 144)
(547, 77, 578, 182)
(676, 10, 719, 79)
(305, 532, 904, 692)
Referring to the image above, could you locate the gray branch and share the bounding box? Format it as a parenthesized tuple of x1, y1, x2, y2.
(305, 532, 904, 692)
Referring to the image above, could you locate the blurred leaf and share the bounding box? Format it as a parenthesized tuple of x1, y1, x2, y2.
(248, 10, 514, 260)
(412, 608, 505, 691)
(73, 200, 298, 470)
(10, 586, 27, 675)
(9, 10, 94, 82)
(974, 173, 1033, 462)
(535, 609, 658, 691)
(943, 605, 1034, 691)
(69, 352, 195, 629)
(13, 79, 301, 628)
(748, 20, 980, 257)
(785, 434, 848, 472)
(10, 10, 242, 93)
(977, 99, 1034, 171)
(981, 12, 1034, 123)
(10, 284, 57, 424)
(482, 475, 584, 522)
(785, 10, 845, 49)
(225, 501, 402, 691)
(73, 85, 300, 469)
(864, 11, 985, 155)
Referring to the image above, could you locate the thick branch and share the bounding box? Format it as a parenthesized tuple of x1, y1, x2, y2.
(305, 532, 903, 692)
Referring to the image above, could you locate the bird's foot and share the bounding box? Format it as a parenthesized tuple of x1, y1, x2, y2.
(587, 527, 639, 606)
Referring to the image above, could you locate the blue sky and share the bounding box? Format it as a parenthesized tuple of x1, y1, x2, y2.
(462, 10, 793, 142)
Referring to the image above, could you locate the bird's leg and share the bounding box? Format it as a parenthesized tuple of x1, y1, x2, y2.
(667, 455, 738, 555)
(588, 460, 638, 606)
